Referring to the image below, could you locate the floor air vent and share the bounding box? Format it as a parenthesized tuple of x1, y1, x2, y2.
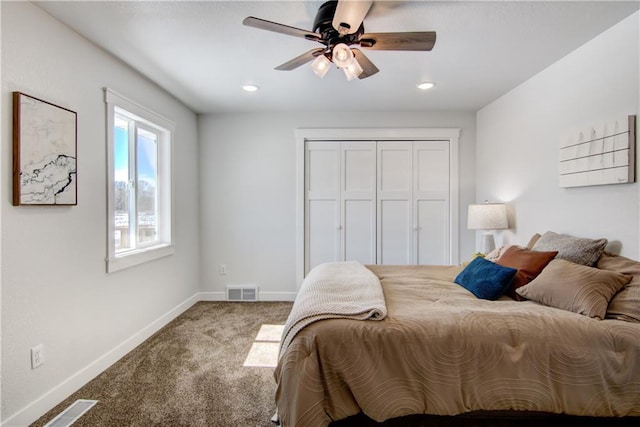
(226, 284, 259, 301)
(44, 399, 98, 427)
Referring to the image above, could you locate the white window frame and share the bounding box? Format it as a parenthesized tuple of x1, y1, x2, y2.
(104, 88, 175, 273)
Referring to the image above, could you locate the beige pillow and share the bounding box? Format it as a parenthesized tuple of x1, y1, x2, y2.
(516, 259, 631, 319)
(485, 245, 511, 262)
(526, 233, 541, 249)
(597, 252, 640, 323)
(485, 244, 529, 262)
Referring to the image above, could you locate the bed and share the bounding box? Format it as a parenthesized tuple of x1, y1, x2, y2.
(274, 232, 640, 426)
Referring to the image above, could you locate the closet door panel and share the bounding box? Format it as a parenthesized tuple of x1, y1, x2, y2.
(379, 146, 411, 192)
(307, 144, 339, 196)
(377, 142, 413, 264)
(344, 199, 376, 264)
(416, 199, 448, 265)
(342, 143, 376, 265)
(308, 200, 340, 270)
(306, 142, 341, 272)
(415, 142, 449, 193)
(344, 147, 375, 192)
(414, 142, 450, 265)
(379, 200, 411, 264)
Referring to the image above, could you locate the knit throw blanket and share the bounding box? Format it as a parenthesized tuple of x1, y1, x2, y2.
(279, 261, 387, 358)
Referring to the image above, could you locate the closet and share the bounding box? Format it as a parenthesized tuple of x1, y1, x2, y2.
(304, 140, 451, 275)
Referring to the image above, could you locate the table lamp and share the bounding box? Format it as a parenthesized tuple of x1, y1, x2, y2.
(467, 202, 508, 254)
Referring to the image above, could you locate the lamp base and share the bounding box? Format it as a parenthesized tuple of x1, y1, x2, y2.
(480, 232, 496, 255)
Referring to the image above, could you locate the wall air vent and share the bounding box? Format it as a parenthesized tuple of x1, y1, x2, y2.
(226, 284, 259, 301)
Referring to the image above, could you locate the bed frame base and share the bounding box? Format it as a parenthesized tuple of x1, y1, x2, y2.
(329, 411, 640, 426)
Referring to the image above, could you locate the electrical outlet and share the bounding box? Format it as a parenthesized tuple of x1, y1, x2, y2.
(31, 344, 44, 369)
(219, 264, 227, 275)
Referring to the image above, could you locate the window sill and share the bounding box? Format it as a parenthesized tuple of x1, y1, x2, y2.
(106, 243, 175, 273)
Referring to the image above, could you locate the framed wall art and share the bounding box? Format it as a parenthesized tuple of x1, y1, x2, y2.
(13, 91, 77, 205)
(559, 115, 636, 188)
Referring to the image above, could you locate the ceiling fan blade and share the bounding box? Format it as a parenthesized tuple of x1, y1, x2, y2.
(360, 31, 437, 51)
(243, 16, 322, 42)
(275, 48, 325, 71)
(351, 48, 379, 79)
(332, 0, 372, 35)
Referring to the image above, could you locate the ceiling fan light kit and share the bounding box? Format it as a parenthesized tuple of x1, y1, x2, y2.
(243, 0, 436, 81)
(343, 58, 364, 80)
(311, 55, 332, 78)
(331, 43, 354, 68)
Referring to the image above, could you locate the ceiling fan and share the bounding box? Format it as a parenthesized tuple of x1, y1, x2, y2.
(243, 0, 436, 80)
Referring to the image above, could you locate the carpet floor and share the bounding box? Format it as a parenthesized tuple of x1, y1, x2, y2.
(31, 301, 293, 427)
(31, 301, 638, 427)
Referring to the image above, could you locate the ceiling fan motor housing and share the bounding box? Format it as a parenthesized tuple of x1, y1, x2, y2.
(313, 0, 364, 49)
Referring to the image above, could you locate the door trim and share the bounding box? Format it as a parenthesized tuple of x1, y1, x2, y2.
(295, 128, 461, 287)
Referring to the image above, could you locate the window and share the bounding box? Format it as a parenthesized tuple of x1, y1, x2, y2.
(105, 88, 174, 272)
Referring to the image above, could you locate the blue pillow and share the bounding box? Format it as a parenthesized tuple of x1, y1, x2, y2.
(454, 256, 517, 300)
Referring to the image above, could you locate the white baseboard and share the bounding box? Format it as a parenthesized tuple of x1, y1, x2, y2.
(2, 293, 200, 427)
(259, 292, 297, 301)
(198, 291, 296, 302)
(198, 291, 226, 301)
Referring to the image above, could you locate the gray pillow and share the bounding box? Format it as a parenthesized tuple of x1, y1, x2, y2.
(532, 231, 607, 266)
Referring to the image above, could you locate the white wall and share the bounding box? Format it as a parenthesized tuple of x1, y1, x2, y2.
(477, 11, 640, 258)
(199, 112, 477, 297)
(1, 2, 200, 424)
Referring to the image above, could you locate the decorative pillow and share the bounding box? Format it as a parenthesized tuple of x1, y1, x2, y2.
(485, 245, 510, 262)
(516, 259, 631, 319)
(531, 231, 607, 266)
(485, 244, 529, 262)
(496, 246, 558, 300)
(526, 233, 541, 249)
(454, 256, 517, 300)
(597, 252, 640, 323)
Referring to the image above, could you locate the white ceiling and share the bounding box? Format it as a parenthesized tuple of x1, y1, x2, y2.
(35, 1, 639, 114)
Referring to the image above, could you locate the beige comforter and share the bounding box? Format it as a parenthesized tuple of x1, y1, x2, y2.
(274, 264, 640, 426)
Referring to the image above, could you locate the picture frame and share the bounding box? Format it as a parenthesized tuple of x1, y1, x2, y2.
(13, 91, 77, 205)
(559, 115, 636, 188)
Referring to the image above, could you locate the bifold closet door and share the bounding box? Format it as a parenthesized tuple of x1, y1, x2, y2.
(414, 141, 450, 265)
(306, 140, 450, 273)
(305, 142, 341, 272)
(377, 141, 450, 265)
(305, 141, 376, 273)
(377, 142, 413, 264)
(341, 142, 376, 266)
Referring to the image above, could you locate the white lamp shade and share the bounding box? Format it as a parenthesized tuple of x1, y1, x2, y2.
(467, 203, 508, 230)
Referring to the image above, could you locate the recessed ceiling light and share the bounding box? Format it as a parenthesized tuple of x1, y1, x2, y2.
(242, 84, 260, 93)
(417, 82, 436, 90)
